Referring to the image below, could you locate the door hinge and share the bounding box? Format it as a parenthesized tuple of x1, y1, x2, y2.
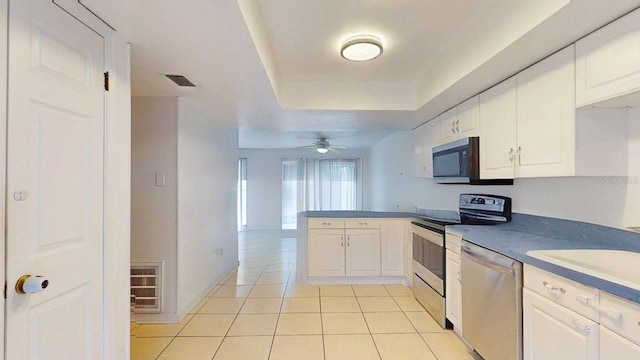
(104, 71, 110, 91)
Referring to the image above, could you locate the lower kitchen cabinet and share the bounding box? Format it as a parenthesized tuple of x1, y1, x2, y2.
(523, 265, 640, 359)
(307, 219, 381, 278)
(344, 229, 381, 276)
(600, 326, 640, 360)
(523, 288, 599, 360)
(445, 249, 462, 334)
(306, 218, 407, 280)
(380, 220, 405, 276)
(308, 229, 345, 277)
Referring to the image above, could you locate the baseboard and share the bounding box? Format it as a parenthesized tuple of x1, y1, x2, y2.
(306, 276, 407, 285)
(131, 312, 180, 324)
(175, 263, 238, 321)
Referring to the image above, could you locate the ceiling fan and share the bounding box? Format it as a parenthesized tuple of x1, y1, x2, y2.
(298, 138, 346, 154)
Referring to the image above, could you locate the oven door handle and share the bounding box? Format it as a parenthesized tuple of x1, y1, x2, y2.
(461, 246, 514, 276)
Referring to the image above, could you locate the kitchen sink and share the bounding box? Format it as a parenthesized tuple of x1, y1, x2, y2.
(526, 249, 640, 291)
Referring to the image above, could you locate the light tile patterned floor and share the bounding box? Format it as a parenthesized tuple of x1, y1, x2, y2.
(131, 230, 478, 359)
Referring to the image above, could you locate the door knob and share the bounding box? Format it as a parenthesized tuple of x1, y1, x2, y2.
(15, 275, 49, 294)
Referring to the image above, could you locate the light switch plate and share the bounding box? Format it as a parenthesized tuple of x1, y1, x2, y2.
(155, 172, 166, 187)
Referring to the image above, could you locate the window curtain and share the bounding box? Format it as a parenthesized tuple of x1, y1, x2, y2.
(297, 158, 362, 211)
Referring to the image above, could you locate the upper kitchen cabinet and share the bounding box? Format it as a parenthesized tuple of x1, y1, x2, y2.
(414, 118, 439, 178)
(439, 96, 479, 144)
(576, 8, 640, 108)
(516, 45, 576, 178)
(479, 45, 628, 179)
(479, 76, 517, 180)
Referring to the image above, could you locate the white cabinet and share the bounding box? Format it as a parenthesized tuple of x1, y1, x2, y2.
(516, 45, 576, 178)
(479, 76, 517, 179)
(308, 229, 345, 277)
(445, 232, 463, 336)
(307, 218, 385, 278)
(478, 45, 627, 179)
(438, 96, 479, 144)
(413, 118, 439, 178)
(576, 8, 640, 108)
(523, 288, 599, 360)
(380, 220, 405, 276)
(523, 265, 640, 359)
(345, 229, 381, 276)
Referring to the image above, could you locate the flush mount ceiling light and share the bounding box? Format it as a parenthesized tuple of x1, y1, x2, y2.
(340, 35, 383, 62)
(316, 147, 329, 154)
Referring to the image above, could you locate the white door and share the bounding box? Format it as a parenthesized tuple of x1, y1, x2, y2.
(516, 45, 576, 178)
(523, 289, 599, 360)
(479, 77, 516, 179)
(346, 230, 381, 277)
(6, 0, 105, 359)
(308, 229, 345, 277)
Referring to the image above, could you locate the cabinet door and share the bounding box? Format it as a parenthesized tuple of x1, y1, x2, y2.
(479, 77, 516, 179)
(576, 8, 640, 107)
(345, 229, 381, 277)
(456, 96, 479, 138)
(600, 326, 640, 360)
(414, 118, 439, 178)
(516, 45, 576, 178)
(439, 107, 457, 144)
(523, 289, 599, 360)
(445, 249, 462, 334)
(308, 229, 345, 277)
(380, 221, 405, 276)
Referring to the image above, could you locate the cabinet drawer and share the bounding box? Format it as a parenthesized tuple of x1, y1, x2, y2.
(344, 219, 380, 229)
(524, 265, 599, 321)
(600, 291, 640, 346)
(308, 218, 344, 229)
(445, 232, 462, 253)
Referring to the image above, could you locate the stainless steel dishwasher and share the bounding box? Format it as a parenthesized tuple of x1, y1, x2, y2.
(461, 241, 523, 360)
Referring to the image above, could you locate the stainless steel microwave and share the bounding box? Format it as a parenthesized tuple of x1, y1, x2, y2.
(432, 137, 513, 185)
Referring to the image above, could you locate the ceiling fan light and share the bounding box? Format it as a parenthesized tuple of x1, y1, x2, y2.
(341, 35, 383, 62)
(316, 147, 329, 154)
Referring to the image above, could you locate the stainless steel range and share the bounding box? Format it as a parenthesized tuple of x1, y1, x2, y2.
(411, 218, 451, 327)
(411, 194, 512, 328)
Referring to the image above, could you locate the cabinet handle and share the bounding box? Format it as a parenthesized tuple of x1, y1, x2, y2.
(576, 295, 623, 320)
(323, 222, 331, 226)
(516, 146, 522, 166)
(508, 148, 514, 162)
(455, 119, 460, 133)
(456, 271, 461, 283)
(542, 281, 566, 294)
(572, 320, 592, 334)
(341, 236, 344, 247)
(451, 122, 456, 134)
(347, 236, 350, 247)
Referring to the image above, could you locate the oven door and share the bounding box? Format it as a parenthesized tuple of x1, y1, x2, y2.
(411, 224, 444, 295)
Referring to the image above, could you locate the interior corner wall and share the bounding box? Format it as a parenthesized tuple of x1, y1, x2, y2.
(131, 96, 179, 315)
(176, 99, 239, 315)
(370, 125, 639, 229)
(238, 148, 370, 230)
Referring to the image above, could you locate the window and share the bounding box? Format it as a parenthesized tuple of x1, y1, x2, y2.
(237, 158, 247, 231)
(282, 158, 362, 229)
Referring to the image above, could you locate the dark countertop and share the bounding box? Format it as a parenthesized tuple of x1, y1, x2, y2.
(447, 213, 640, 303)
(300, 211, 640, 303)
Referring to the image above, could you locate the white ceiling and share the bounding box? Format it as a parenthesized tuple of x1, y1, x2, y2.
(82, 0, 640, 149)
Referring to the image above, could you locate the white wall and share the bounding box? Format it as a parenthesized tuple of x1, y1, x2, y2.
(176, 99, 239, 317)
(370, 109, 640, 229)
(238, 148, 370, 230)
(131, 97, 179, 315)
(132, 97, 239, 321)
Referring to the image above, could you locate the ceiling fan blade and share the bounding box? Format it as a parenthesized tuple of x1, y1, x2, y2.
(331, 145, 347, 150)
(295, 145, 317, 149)
(327, 146, 342, 154)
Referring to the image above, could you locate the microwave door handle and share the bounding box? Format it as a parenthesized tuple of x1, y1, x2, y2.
(461, 246, 514, 276)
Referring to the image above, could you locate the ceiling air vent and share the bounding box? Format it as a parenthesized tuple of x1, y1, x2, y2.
(165, 74, 196, 87)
